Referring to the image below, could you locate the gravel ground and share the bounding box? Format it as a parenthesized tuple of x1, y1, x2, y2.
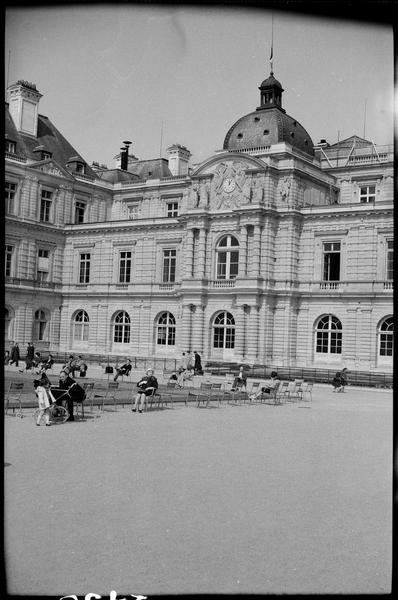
(4, 385, 392, 596)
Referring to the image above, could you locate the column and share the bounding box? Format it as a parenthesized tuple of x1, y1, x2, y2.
(246, 306, 259, 362)
(197, 227, 207, 279)
(180, 304, 192, 352)
(239, 225, 248, 276)
(184, 228, 194, 278)
(191, 304, 205, 354)
(252, 224, 261, 277)
(234, 305, 246, 360)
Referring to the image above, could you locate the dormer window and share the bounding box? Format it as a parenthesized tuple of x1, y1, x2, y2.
(5, 140, 16, 154)
(67, 156, 86, 175)
(75, 163, 85, 174)
(41, 151, 52, 160)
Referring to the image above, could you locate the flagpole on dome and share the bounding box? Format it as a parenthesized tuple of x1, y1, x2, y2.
(270, 10, 274, 74)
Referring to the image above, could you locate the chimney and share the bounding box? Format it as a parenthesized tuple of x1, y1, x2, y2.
(120, 140, 131, 170)
(7, 80, 43, 137)
(166, 144, 191, 176)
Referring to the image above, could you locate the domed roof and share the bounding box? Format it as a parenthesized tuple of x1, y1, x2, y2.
(223, 71, 314, 156)
(223, 108, 314, 156)
(260, 73, 283, 89)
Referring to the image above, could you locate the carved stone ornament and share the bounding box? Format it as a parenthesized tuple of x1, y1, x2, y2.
(212, 161, 251, 209)
(279, 175, 293, 200)
(39, 163, 64, 177)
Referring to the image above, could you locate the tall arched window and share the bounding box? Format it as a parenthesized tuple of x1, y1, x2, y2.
(34, 309, 48, 341)
(315, 315, 342, 354)
(216, 235, 239, 280)
(156, 312, 176, 346)
(114, 311, 130, 344)
(213, 311, 235, 349)
(73, 310, 89, 342)
(378, 316, 393, 357)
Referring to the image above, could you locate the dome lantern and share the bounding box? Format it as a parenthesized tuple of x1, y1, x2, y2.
(257, 71, 284, 112)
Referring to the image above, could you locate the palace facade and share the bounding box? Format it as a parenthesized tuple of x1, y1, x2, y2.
(5, 74, 393, 371)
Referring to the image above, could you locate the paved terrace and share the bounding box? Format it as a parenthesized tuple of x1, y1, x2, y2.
(3, 367, 393, 596)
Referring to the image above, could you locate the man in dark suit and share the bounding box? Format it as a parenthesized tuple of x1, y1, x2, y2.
(56, 371, 85, 421)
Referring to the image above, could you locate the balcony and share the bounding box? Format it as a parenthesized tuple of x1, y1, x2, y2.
(5, 276, 62, 290)
(299, 280, 393, 294)
(209, 279, 236, 288)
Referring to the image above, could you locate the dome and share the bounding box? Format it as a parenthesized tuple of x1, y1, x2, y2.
(260, 73, 283, 89)
(223, 109, 314, 156)
(223, 71, 314, 156)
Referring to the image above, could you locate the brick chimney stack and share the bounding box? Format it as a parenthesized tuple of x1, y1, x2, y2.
(7, 80, 43, 137)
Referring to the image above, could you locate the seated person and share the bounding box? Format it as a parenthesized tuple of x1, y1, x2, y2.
(332, 368, 348, 392)
(76, 355, 88, 377)
(250, 371, 280, 400)
(53, 370, 86, 422)
(38, 354, 54, 374)
(231, 366, 247, 391)
(132, 368, 158, 413)
(114, 358, 132, 381)
(63, 355, 79, 377)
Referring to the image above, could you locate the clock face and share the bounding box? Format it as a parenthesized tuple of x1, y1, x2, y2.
(222, 177, 236, 193)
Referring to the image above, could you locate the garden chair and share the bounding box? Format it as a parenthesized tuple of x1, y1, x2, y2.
(142, 388, 163, 411)
(206, 382, 224, 407)
(82, 381, 95, 409)
(93, 381, 119, 411)
(196, 382, 212, 407)
(5, 381, 24, 416)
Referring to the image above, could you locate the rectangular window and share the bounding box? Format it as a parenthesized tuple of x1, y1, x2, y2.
(6, 181, 17, 214)
(323, 241, 341, 281)
(40, 190, 52, 222)
(79, 253, 91, 283)
(75, 201, 86, 224)
(167, 202, 179, 217)
(359, 185, 376, 203)
(6, 140, 16, 153)
(75, 163, 85, 174)
(119, 251, 132, 283)
(37, 249, 49, 281)
(162, 249, 176, 283)
(386, 240, 393, 280)
(5, 245, 14, 277)
(380, 334, 393, 356)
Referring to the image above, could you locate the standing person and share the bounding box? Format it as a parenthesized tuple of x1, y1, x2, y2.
(9, 342, 20, 367)
(26, 342, 35, 371)
(231, 365, 247, 391)
(57, 370, 85, 421)
(132, 368, 158, 413)
(193, 351, 203, 375)
(34, 378, 55, 426)
(114, 358, 132, 381)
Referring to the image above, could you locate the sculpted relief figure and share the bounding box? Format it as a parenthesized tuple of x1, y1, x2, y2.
(279, 175, 292, 201)
(189, 181, 200, 208)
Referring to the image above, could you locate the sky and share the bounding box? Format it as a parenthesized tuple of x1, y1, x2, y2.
(5, 3, 394, 168)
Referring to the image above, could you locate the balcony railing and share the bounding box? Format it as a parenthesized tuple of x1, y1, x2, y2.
(5, 151, 27, 163)
(209, 279, 236, 288)
(5, 276, 62, 290)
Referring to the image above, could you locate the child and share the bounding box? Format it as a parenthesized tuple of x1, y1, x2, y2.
(34, 378, 56, 426)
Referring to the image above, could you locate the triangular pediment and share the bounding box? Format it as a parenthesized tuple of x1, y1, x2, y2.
(29, 158, 74, 179)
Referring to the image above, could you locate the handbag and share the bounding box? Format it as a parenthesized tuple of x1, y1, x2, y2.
(105, 366, 113, 374)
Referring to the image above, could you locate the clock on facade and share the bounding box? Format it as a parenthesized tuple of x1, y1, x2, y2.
(222, 177, 236, 193)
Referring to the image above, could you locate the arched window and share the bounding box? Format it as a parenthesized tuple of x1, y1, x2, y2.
(216, 235, 239, 280)
(315, 315, 342, 354)
(114, 311, 130, 344)
(156, 312, 176, 346)
(73, 310, 89, 342)
(34, 309, 48, 341)
(213, 311, 235, 349)
(378, 317, 393, 357)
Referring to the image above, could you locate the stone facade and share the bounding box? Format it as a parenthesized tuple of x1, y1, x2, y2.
(5, 77, 393, 371)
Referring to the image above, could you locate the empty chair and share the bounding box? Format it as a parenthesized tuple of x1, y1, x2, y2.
(207, 382, 224, 407)
(296, 381, 308, 401)
(196, 382, 212, 407)
(285, 381, 298, 402)
(5, 382, 24, 416)
(303, 381, 313, 401)
(275, 380, 289, 403)
(94, 381, 119, 411)
(82, 382, 95, 409)
(161, 380, 177, 408)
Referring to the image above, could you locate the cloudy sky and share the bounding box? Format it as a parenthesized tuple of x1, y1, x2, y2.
(5, 3, 394, 168)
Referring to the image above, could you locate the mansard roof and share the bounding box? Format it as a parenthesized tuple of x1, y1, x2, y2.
(5, 103, 97, 178)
